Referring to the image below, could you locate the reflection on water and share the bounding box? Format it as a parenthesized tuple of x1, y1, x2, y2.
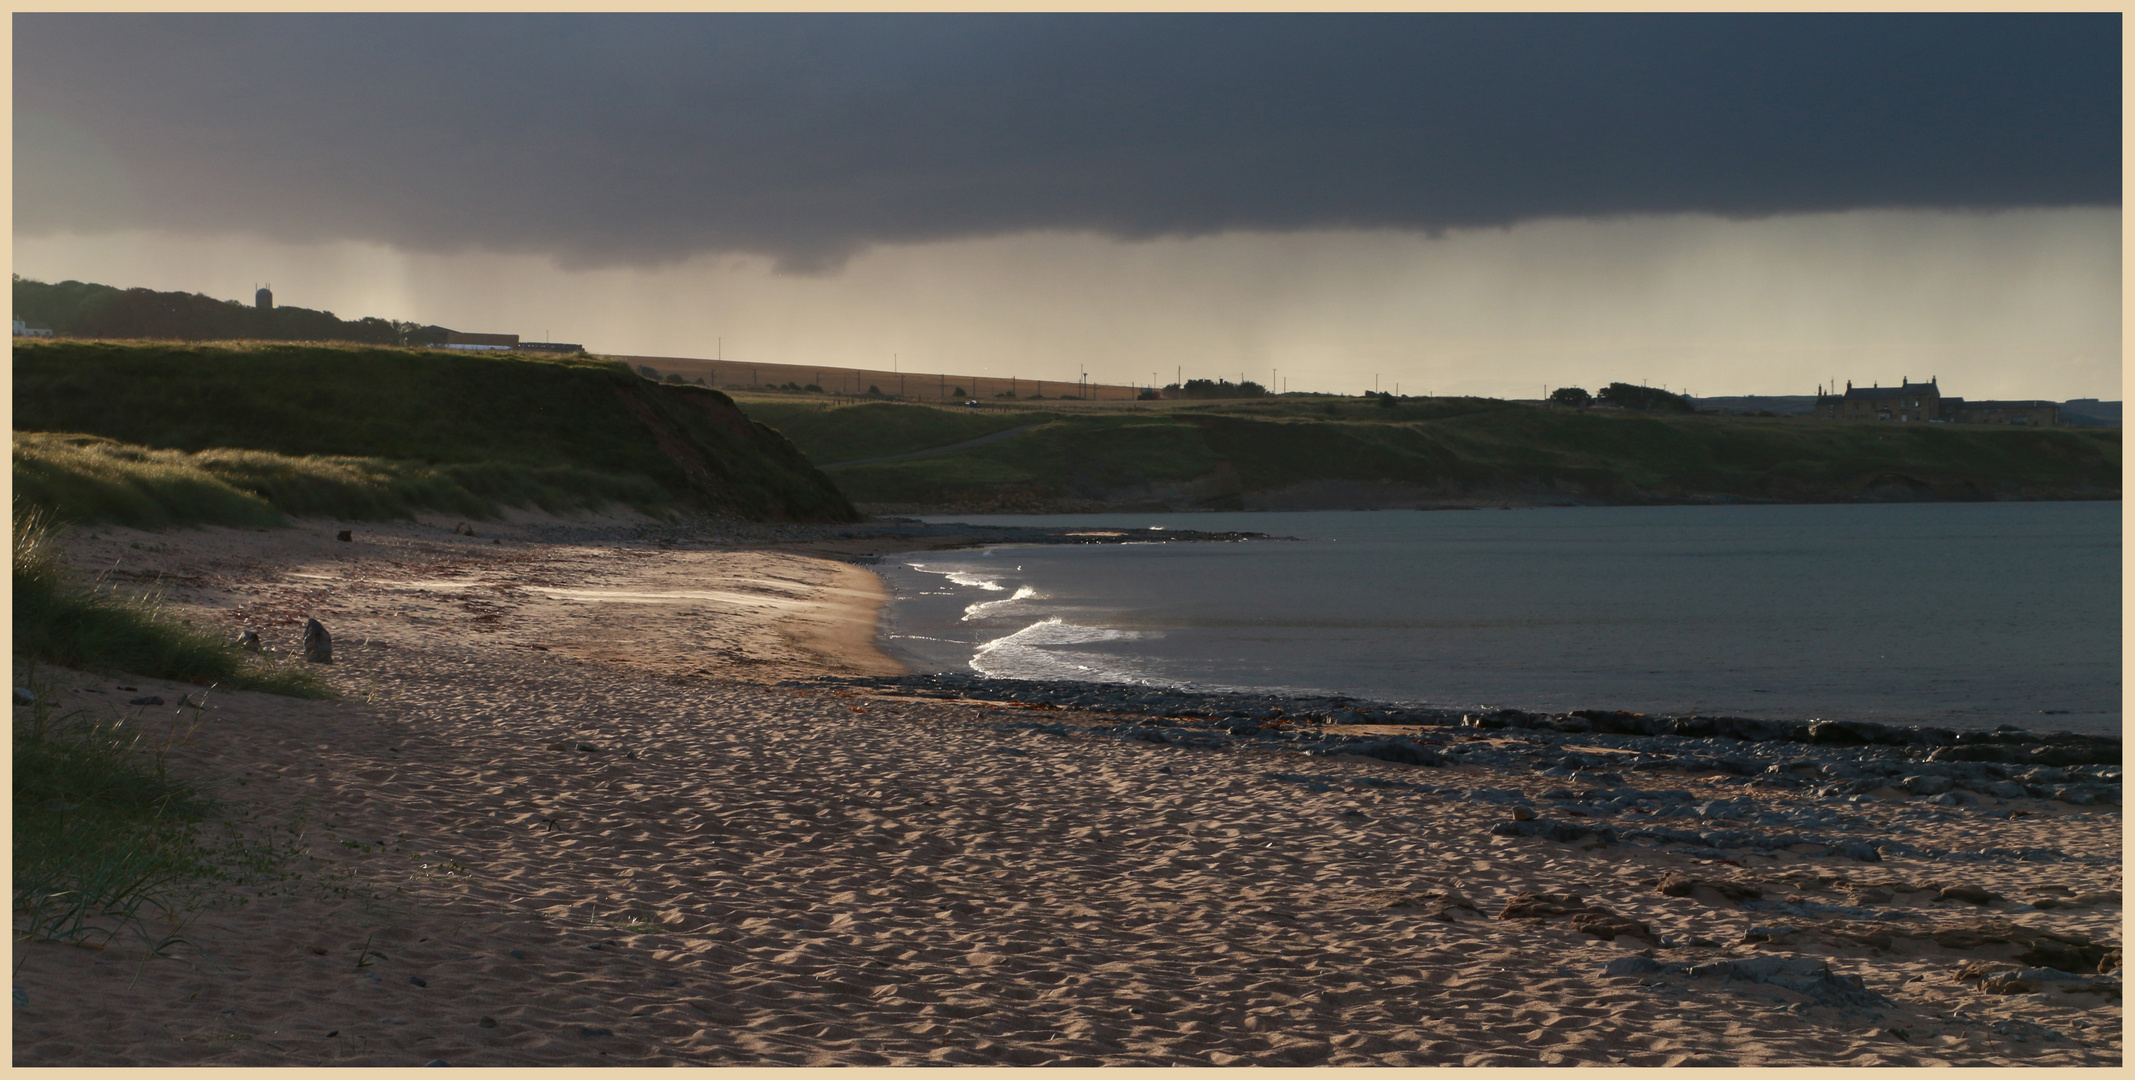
(875, 503, 2121, 736)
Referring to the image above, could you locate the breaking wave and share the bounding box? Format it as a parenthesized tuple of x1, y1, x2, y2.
(970, 617, 1154, 683)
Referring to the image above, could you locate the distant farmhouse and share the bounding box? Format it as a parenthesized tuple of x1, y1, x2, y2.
(439, 331, 519, 352)
(12, 319, 53, 338)
(1815, 377, 2060, 426)
(427, 330, 580, 356)
(435, 330, 583, 355)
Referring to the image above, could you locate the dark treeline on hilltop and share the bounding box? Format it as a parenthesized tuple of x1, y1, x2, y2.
(1164, 378, 1270, 399)
(12, 276, 455, 346)
(1549, 383, 1694, 413)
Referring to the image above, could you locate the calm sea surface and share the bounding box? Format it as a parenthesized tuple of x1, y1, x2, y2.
(875, 503, 2121, 736)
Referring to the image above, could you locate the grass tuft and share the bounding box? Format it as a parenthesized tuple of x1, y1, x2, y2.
(12, 504, 331, 697)
(12, 668, 301, 953)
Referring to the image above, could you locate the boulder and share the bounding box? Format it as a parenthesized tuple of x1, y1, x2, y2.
(1954, 959, 2015, 982)
(1489, 819, 1616, 846)
(1683, 956, 1887, 1008)
(1611, 955, 1888, 1008)
(1657, 873, 1762, 902)
(237, 629, 263, 652)
(1570, 909, 1655, 942)
(1499, 892, 1586, 919)
(1808, 719, 1896, 746)
(301, 618, 332, 664)
(1900, 774, 1953, 796)
(1341, 737, 1444, 767)
(1836, 841, 1882, 863)
(1669, 716, 1719, 738)
(2017, 935, 2114, 975)
(1604, 956, 1665, 977)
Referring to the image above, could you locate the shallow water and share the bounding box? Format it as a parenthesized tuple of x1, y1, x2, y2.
(876, 503, 2121, 736)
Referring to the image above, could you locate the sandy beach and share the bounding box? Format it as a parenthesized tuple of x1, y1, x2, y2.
(11, 516, 2121, 1066)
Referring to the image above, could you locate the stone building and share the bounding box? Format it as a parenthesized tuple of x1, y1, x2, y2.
(1816, 377, 2058, 426)
(439, 331, 520, 352)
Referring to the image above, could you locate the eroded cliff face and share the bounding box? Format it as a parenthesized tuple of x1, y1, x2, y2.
(611, 381, 859, 522)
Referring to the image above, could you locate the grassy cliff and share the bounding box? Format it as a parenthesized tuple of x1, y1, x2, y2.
(13, 340, 858, 526)
(734, 395, 2120, 512)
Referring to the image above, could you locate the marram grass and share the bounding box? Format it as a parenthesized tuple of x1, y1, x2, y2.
(11, 505, 331, 697)
(12, 665, 309, 953)
(12, 512, 321, 952)
(13, 431, 672, 529)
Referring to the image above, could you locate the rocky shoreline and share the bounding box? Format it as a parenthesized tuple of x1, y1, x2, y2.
(780, 670, 2124, 1038)
(792, 672, 2123, 861)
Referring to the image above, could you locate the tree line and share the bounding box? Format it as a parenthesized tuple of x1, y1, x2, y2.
(1164, 378, 1270, 399)
(12, 276, 456, 347)
(1549, 383, 1693, 413)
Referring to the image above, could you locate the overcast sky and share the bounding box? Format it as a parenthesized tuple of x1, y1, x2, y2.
(14, 14, 2121, 398)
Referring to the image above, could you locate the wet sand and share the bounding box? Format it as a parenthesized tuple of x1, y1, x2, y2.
(10, 516, 2121, 1066)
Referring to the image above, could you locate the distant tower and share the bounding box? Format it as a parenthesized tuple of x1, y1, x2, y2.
(255, 285, 274, 310)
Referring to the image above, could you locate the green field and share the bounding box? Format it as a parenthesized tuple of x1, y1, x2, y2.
(732, 392, 2121, 512)
(14, 340, 857, 526)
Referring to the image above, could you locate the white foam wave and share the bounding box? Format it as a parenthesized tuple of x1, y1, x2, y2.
(962, 585, 1037, 621)
(970, 617, 1153, 684)
(906, 563, 1006, 591)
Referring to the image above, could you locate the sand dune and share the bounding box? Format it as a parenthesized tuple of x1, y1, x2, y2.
(11, 518, 2120, 1065)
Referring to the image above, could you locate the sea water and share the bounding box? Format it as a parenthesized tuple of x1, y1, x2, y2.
(875, 502, 2121, 736)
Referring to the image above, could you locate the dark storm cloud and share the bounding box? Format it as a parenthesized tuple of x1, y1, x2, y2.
(14, 13, 2120, 270)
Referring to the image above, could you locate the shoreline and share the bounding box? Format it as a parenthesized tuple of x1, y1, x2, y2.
(849, 491, 2125, 517)
(14, 513, 2121, 1066)
(843, 518, 2120, 743)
